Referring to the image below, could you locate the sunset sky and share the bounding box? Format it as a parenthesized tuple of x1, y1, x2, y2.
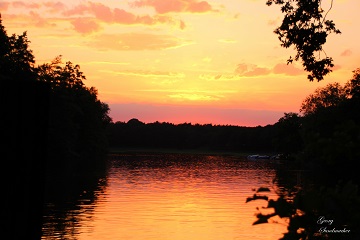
(2, 0, 360, 126)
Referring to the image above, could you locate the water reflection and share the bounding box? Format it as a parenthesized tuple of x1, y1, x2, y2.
(41, 169, 108, 239)
(41, 153, 288, 239)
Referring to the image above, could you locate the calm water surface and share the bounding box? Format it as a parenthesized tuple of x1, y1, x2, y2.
(41, 154, 289, 239)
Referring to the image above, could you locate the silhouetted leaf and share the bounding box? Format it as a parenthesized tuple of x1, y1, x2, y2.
(256, 187, 271, 193)
(253, 213, 276, 225)
(267, 0, 341, 81)
(246, 194, 269, 203)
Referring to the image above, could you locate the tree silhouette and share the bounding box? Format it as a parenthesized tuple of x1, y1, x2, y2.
(1, 16, 112, 171)
(37, 55, 112, 169)
(248, 69, 360, 239)
(266, 0, 341, 81)
(345, 68, 360, 100)
(300, 69, 360, 116)
(273, 112, 303, 155)
(0, 14, 36, 81)
(300, 82, 346, 115)
(37, 55, 85, 90)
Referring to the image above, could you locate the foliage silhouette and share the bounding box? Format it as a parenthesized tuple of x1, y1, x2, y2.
(37, 55, 112, 172)
(107, 119, 277, 153)
(0, 15, 36, 82)
(300, 82, 346, 115)
(266, 0, 341, 81)
(299, 69, 360, 169)
(2, 15, 49, 239)
(272, 112, 303, 155)
(248, 69, 360, 239)
(1, 16, 111, 239)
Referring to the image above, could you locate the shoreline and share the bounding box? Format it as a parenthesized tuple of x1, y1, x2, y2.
(107, 147, 273, 158)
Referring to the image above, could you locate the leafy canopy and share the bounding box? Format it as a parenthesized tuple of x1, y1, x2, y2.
(300, 68, 360, 115)
(0, 14, 36, 81)
(266, 0, 341, 81)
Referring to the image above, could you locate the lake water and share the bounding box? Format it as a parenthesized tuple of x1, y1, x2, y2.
(41, 153, 290, 240)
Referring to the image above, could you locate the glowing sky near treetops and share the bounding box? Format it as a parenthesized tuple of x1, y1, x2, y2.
(2, 0, 360, 126)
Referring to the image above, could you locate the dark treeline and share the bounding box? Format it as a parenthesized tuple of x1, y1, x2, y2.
(1, 16, 111, 240)
(248, 69, 360, 239)
(38, 57, 112, 174)
(274, 70, 360, 183)
(1, 18, 112, 174)
(107, 119, 277, 153)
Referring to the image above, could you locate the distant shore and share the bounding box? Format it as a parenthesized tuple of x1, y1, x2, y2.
(108, 147, 274, 158)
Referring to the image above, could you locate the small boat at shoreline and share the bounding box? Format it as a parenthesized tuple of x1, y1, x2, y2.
(247, 154, 270, 160)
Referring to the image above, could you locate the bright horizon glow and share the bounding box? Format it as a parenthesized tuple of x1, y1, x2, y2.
(2, 0, 360, 126)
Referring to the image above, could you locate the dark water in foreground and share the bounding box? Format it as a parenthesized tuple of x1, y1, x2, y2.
(41, 153, 289, 240)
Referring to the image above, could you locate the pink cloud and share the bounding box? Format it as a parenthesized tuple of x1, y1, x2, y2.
(340, 49, 352, 57)
(132, 0, 214, 14)
(332, 64, 341, 71)
(235, 63, 271, 77)
(71, 18, 101, 34)
(29, 11, 56, 27)
(0, 2, 10, 11)
(273, 63, 303, 76)
(3, 1, 184, 32)
(236, 62, 305, 77)
(88, 2, 113, 22)
(43, 2, 67, 13)
(12, 1, 40, 9)
(188, 0, 213, 12)
(3, 11, 56, 28)
(137, 0, 184, 14)
(245, 67, 271, 76)
(63, 4, 88, 16)
(235, 63, 248, 74)
(62, 2, 182, 31)
(113, 8, 136, 24)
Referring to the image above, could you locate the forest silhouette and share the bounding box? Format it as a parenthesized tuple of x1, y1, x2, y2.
(1, 16, 111, 239)
(2, 2, 360, 238)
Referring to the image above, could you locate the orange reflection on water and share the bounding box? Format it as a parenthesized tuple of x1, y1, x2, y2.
(44, 155, 288, 240)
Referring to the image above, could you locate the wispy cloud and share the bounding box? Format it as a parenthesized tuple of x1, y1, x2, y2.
(168, 93, 221, 101)
(3, 1, 185, 32)
(3, 11, 57, 28)
(2, 1, 65, 13)
(201, 62, 304, 81)
(137, 89, 235, 101)
(235, 63, 271, 77)
(273, 63, 303, 76)
(0, 2, 10, 11)
(88, 33, 194, 51)
(12, 1, 40, 9)
(62, 1, 183, 32)
(71, 18, 101, 34)
(131, 0, 217, 14)
(100, 69, 186, 78)
(199, 74, 241, 82)
(43, 2, 67, 13)
(137, 89, 237, 93)
(340, 49, 352, 57)
(140, 89, 237, 102)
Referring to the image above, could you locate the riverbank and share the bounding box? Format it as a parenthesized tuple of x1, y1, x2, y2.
(108, 147, 275, 158)
(109, 147, 248, 157)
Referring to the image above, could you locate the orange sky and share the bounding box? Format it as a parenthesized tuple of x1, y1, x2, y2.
(2, 0, 360, 126)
